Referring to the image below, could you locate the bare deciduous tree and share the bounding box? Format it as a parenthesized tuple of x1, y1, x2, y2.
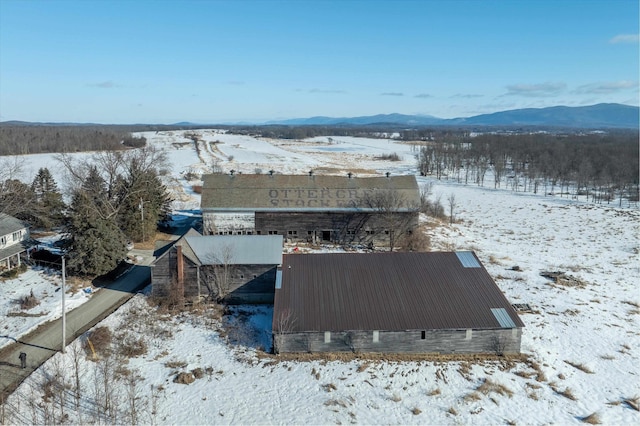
(447, 193, 457, 225)
(200, 244, 235, 302)
(273, 308, 296, 354)
(362, 188, 419, 252)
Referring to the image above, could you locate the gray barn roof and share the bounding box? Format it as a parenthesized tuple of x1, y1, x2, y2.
(201, 174, 420, 211)
(184, 235, 283, 266)
(274, 251, 524, 332)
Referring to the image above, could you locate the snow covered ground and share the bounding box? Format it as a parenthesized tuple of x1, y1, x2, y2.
(2, 130, 639, 425)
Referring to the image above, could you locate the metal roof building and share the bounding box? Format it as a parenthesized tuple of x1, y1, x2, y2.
(151, 233, 283, 305)
(273, 251, 524, 354)
(183, 235, 283, 266)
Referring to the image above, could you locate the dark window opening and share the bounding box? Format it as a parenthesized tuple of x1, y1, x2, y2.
(421, 331, 426, 340)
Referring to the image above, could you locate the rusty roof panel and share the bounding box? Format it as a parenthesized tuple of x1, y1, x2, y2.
(273, 252, 524, 332)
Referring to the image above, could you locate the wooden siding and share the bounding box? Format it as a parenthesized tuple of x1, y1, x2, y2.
(255, 211, 418, 244)
(151, 247, 200, 301)
(274, 328, 522, 354)
(204, 264, 277, 304)
(152, 247, 278, 304)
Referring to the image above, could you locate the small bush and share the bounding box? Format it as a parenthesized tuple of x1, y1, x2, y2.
(401, 229, 431, 252)
(322, 383, 337, 392)
(476, 378, 514, 398)
(564, 360, 594, 374)
(1, 263, 28, 279)
(165, 360, 188, 369)
(579, 412, 601, 424)
(173, 371, 195, 385)
(411, 407, 422, 415)
(86, 326, 112, 357)
(552, 385, 577, 401)
(376, 152, 401, 161)
(18, 289, 40, 310)
(117, 335, 148, 358)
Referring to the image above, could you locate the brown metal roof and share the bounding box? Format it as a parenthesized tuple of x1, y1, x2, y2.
(201, 174, 420, 211)
(273, 252, 524, 332)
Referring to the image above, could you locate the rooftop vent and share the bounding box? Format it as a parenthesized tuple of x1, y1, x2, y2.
(269, 170, 274, 176)
(309, 170, 314, 176)
(230, 169, 235, 175)
(385, 172, 391, 178)
(347, 172, 353, 179)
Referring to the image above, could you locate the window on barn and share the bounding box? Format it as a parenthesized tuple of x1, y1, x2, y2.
(324, 331, 331, 343)
(288, 230, 297, 235)
(372, 330, 379, 343)
(256, 230, 262, 235)
(421, 331, 426, 340)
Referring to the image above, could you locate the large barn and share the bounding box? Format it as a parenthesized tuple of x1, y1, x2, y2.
(151, 231, 283, 304)
(273, 251, 524, 354)
(200, 173, 420, 247)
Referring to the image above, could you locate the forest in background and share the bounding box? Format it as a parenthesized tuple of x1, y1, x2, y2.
(1, 124, 638, 206)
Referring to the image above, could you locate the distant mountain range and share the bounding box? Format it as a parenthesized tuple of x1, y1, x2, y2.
(266, 103, 639, 129)
(2, 103, 637, 129)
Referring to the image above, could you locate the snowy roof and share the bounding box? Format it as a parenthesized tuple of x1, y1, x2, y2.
(184, 235, 283, 266)
(274, 251, 525, 332)
(201, 174, 420, 211)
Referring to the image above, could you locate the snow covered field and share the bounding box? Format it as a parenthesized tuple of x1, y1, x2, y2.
(2, 130, 639, 425)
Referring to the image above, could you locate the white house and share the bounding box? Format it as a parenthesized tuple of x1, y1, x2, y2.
(0, 213, 31, 271)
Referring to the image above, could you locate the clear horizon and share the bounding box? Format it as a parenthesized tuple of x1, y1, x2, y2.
(1, 0, 638, 124)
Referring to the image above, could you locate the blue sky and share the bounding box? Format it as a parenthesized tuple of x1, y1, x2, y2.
(1, 0, 638, 124)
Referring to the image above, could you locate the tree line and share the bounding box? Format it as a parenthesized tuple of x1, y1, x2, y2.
(1, 147, 172, 276)
(416, 131, 639, 205)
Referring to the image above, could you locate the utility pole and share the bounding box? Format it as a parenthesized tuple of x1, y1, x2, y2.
(139, 197, 145, 242)
(61, 256, 66, 353)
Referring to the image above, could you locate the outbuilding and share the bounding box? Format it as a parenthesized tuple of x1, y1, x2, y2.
(152, 231, 283, 304)
(273, 251, 524, 354)
(200, 173, 420, 248)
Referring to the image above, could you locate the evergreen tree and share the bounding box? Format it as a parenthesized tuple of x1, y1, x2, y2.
(66, 189, 127, 276)
(31, 167, 66, 228)
(118, 161, 172, 242)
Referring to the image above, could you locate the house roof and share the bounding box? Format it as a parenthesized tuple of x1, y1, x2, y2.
(0, 240, 31, 262)
(0, 213, 27, 236)
(153, 228, 202, 260)
(184, 235, 283, 266)
(273, 251, 524, 332)
(201, 174, 420, 211)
